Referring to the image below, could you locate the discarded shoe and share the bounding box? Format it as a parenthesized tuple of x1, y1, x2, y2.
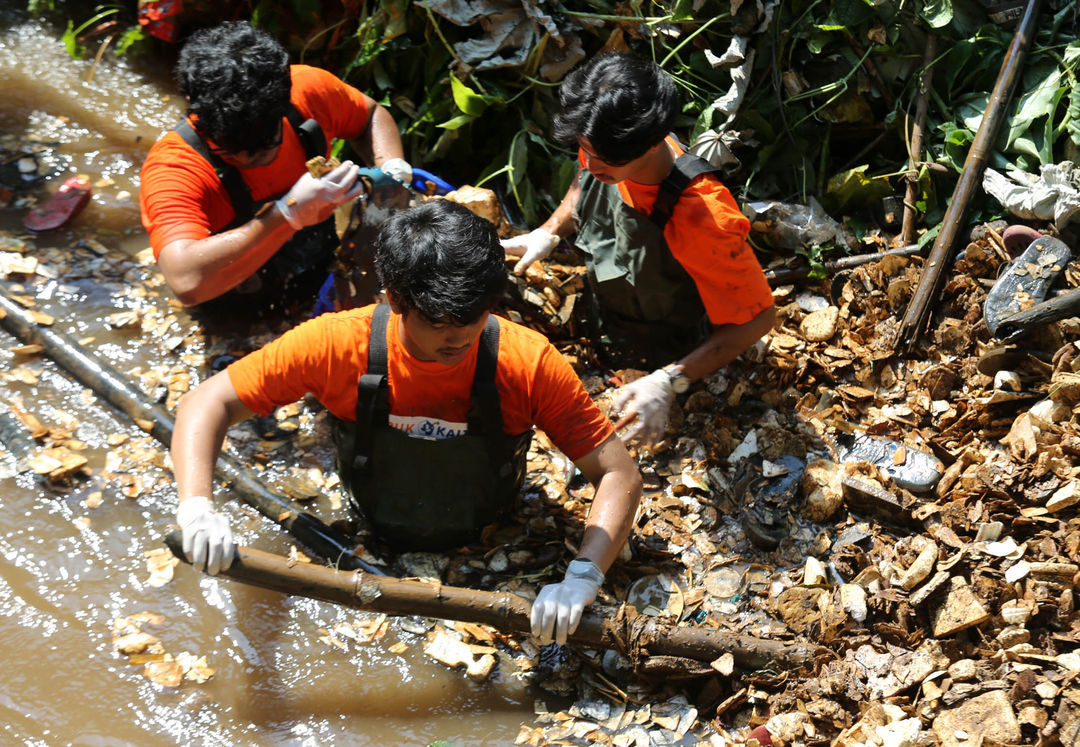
(1001, 225, 1041, 257)
(984, 236, 1071, 336)
(736, 454, 805, 550)
(835, 433, 943, 493)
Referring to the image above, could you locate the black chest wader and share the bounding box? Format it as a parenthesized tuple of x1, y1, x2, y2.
(174, 106, 337, 318)
(331, 305, 534, 550)
(573, 153, 721, 369)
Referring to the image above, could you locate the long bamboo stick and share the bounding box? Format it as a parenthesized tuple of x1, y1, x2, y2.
(895, 0, 1042, 352)
(0, 288, 381, 574)
(164, 532, 817, 670)
(900, 33, 937, 247)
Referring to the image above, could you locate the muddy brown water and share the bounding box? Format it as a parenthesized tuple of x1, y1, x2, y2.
(0, 11, 544, 745)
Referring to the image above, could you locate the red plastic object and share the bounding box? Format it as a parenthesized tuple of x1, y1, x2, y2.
(748, 725, 773, 745)
(23, 175, 92, 232)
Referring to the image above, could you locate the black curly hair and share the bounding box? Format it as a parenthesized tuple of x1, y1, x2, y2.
(553, 53, 678, 166)
(176, 21, 291, 154)
(375, 201, 507, 325)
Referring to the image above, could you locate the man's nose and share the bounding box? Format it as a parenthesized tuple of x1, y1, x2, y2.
(446, 328, 471, 346)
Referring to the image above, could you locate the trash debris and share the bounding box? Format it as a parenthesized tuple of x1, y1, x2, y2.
(22, 174, 92, 232)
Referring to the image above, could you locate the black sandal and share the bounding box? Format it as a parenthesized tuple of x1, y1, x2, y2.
(983, 236, 1071, 336)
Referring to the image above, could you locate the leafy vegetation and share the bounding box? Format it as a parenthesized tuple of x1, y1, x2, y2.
(34, 0, 1080, 250)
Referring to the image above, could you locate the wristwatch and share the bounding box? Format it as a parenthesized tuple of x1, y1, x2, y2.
(661, 364, 692, 394)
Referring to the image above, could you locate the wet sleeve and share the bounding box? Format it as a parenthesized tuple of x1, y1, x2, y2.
(291, 66, 372, 142)
(226, 316, 344, 416)
(528, 344, 615, 461)
(665, 182, 774, 327)
(139, 136, 232, 257)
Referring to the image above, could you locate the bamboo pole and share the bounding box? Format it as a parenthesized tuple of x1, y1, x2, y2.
(900, 33, 938, 247)
(164, 532, 817, 671)
(895, 0, 1042, 352)
(0, 288, 381, 574)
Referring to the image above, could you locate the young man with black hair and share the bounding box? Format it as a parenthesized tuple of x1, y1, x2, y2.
(171, 200, 643, 645)
(140, 21, 411, 314)
(503, 53, 776, 446)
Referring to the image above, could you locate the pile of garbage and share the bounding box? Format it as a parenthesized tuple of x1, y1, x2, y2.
(3, 187, 1080, 744)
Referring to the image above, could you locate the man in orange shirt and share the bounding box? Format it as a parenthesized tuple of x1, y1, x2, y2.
(171, 200, 643, 645)
(139, 21, 411, 315)
(503, 54, 776, 446)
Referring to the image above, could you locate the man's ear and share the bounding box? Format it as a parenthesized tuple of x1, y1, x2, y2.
(386, 293, 404, 315)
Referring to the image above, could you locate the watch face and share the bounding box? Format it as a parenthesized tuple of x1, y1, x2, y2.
(672, 376, 690, 394)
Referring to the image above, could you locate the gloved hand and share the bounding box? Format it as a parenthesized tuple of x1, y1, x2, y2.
(176, 495, 235, 576)
(276, 160, 364, 230)
(500, 229, 560, 275)
(379, 157, 413, 187)
(530, 558, 604, 645)
(614, 368, 675, 446)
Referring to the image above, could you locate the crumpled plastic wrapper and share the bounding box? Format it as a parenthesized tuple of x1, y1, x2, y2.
(744, 197, 854, 250)
(422, 0, 584, 80)
(982, 161, 1080, 228)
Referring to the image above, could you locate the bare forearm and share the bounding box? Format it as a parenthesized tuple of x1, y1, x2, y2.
(172, 374, 253, 500)
(575, 440, 643, 572)
(677, 304, 776, 381)
(158, 206, 297, 306)
(353, 104, 404, 167)
(540, 176, 582, 239)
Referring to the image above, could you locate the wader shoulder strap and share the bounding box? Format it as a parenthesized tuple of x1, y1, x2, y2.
(175, 118, 256, 224)
(351, 303, 392, 471)
(173, 104, 326, 225)
(649, 152, 721, 230)
(285, 106, 326, 160)
(466, 316, 503, 437)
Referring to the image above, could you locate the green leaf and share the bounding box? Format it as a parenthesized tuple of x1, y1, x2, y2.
(920, 0, 953, 28)
(1067, 85, 1080, 146)
(509, 130, 528, 188)
(552, 155, 578, 198)
(381, 0, 409, 40)
(918, 222, 942, 250)
(114, 25, 147, 57)
(61, 21, 82, 59)
(450, 76, 487, 117)
(436, 113, 475, 130)
(670, 0, 695, 21)
(824, 165, 894, 213)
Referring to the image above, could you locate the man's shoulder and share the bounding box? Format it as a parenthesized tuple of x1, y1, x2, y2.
(493, 313, 552, 351)
(290, 64, 341, 88)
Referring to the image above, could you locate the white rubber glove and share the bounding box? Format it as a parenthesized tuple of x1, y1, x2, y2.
(500, 229, 560, 275)
(275, 160, 364, 230)
(379, 157, 413, 187)
(530, 559, 604, 645)
(614, 368, 675, 446)
(176, 495, 235, 576)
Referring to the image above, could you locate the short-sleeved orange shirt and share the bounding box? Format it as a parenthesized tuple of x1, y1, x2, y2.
(139, 65, 372, 258)
(578, 138, 773, 326)
(227, 306, 615, 462)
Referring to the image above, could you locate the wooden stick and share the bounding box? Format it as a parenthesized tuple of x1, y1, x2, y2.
(0, 288, 381, 574)
(901, 33, 938, 247)
(764, 244, 921, 287)
(895, 0, 1042, 352)
(164, 532, 817, 671)
(994, 286, 1080, 340)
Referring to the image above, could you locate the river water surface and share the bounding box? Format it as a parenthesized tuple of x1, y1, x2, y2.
(0, 10, 543, 745)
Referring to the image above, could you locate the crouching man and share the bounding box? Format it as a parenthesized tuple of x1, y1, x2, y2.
(170, 200, 643, 644)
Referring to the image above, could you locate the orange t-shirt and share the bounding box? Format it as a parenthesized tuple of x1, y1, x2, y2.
(139, 65, 373, 258)
(578, 138, 773, 326)
(227, 306, 615, 461)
